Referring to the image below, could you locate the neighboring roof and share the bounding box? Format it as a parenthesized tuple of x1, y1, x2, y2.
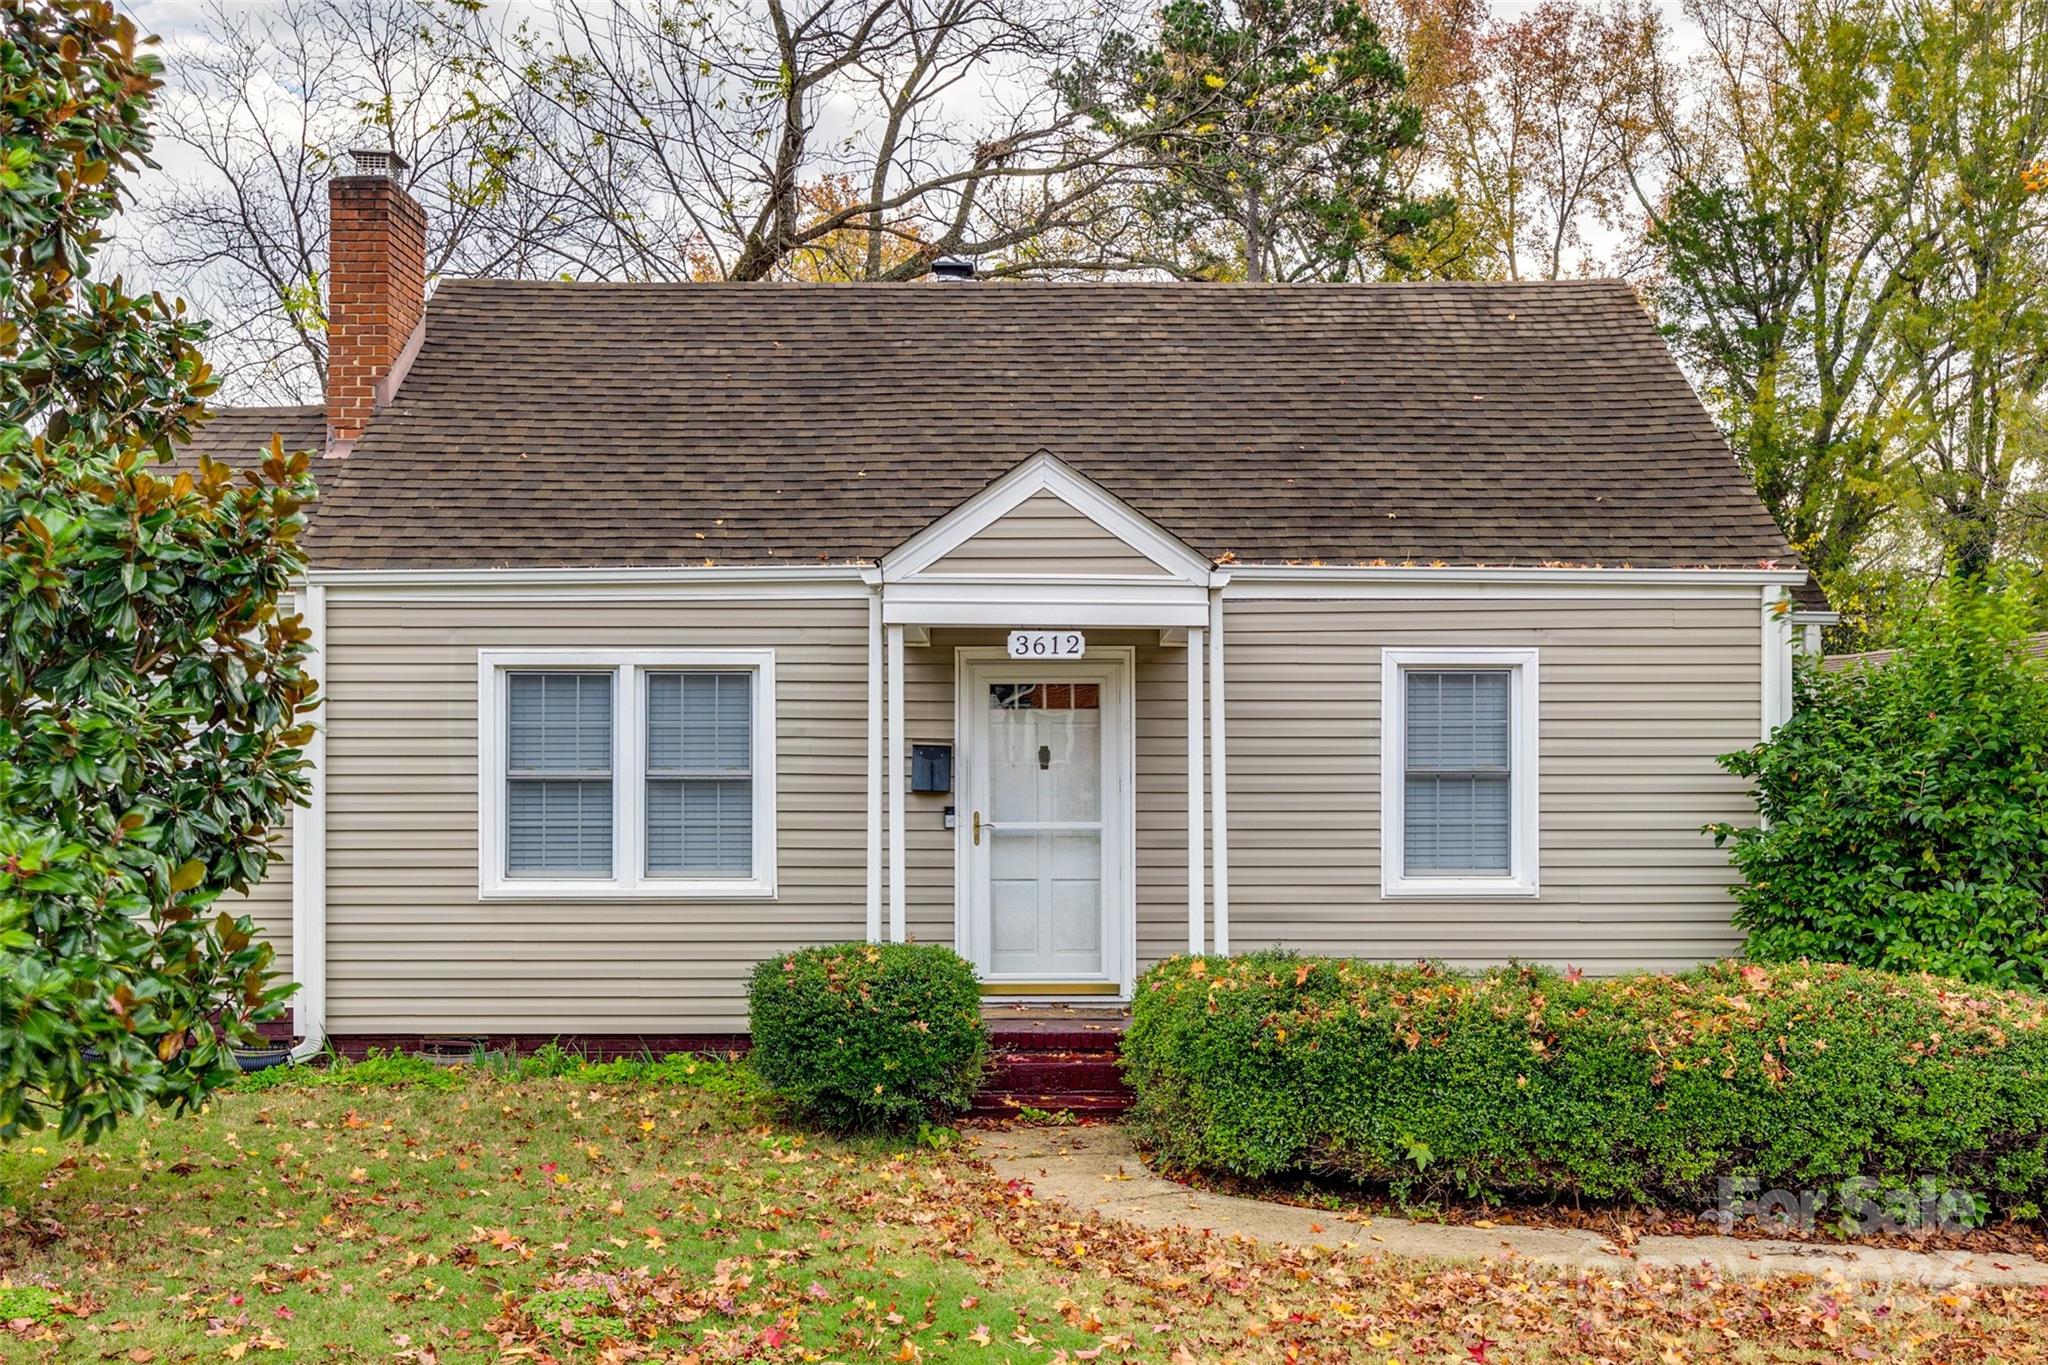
(173, 404, 325, 473)
(251, 279, 1794, 571)
(1824, 631, 2048, 672)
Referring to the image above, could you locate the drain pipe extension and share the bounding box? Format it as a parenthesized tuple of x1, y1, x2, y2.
(288, 582, 329, 1063)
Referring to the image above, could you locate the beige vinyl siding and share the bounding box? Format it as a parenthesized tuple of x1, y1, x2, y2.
(227, 833, 292, 985)
(321, 595, 868, 1034)
(897, 629, 1195, 966)
(1220, 591, 1761, 973)
(928, 492, 1170, 576)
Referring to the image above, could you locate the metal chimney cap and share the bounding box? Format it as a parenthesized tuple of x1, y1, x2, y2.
(347, 147, 409, 179)
(931, 257, 976, 281)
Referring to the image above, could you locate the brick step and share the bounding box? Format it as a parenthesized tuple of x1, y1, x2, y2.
(986, 1056, 1125, 1089)
(974, 1032, 1132, 1118)
(969, 1089, 1132, 1119)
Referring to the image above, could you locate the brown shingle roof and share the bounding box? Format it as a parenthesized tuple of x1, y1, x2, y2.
(176, 404, 325, 473)
(1791, 576, 1833, 612)
(1824, 631, 2048, 671)
(293, 278, 1792, 571)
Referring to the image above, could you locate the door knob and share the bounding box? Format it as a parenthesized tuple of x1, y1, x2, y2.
(972, 810, 982, 846)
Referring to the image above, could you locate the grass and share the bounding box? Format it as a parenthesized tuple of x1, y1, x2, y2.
(0, 1053, 2044, 1361)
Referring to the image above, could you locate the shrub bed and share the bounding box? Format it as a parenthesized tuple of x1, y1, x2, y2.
(1711, 580, 2048, 990)
(1124, 955, 2048, 1216)
(748, 942, 987, 1131)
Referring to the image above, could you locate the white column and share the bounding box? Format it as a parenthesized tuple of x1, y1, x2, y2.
(1187, 625, 1205, 956)
(289, 583, 328, 1061)
(887, 622, 908, 942)
(865, 583, 883, 942)
(1208, 591, 1229, 956)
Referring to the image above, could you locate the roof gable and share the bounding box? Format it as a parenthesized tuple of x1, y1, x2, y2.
(929, 490, 1174, 577)
(885, 452, 1211, 583)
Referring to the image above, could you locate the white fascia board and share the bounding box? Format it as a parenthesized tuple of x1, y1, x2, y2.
(1226, 565, 1810, 584)
(883, 578, 1211, 628)
(311, 563, 872, 598)
(1225, 566, 1809, 597)
(882, 451, 1213, 585)
(886, 600, 1212, 628)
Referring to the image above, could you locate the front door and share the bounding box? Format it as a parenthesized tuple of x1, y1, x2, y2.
(961, 656, 1129, 992)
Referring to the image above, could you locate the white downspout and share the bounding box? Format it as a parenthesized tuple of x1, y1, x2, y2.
(864, 572, 883, 942)
(289, 583, 328, 1062)
(886, 622, 907, 942)
(1761, 585, 1793, 738)
(1208, 582, 1229, 956)
(1186, 625, 1205, 956)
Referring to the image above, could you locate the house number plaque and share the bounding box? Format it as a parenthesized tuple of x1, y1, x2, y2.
(1006, 630, 1086, 659)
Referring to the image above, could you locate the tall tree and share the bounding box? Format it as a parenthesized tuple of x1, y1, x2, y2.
(1063, 0, 1450, 280)
(1886, 0, 2048, 577)
(1367, 0, 1491, 277)
(0, 0, 314, 1138)
(435, 0, 1152, 284)
(130, 0, 586, 403)
(1624, 0, 1931, 586)
(1431, 0, 1654, 280)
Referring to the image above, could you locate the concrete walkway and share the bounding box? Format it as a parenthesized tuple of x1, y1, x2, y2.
(975, 1124, 2048, 1288)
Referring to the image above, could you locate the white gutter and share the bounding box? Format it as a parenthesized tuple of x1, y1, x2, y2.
(289, 584, 329, 1063)
(1223, 565, 1810, 585)
(308, 563, 870, 589)
(305, 562, 1805, 589)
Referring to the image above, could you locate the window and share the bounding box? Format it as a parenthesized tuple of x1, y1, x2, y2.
(644, 672, 753, 876)
(478, 650, 776, 898)
(505, 672, 615, 877)
(1380, 648, 1538, 897)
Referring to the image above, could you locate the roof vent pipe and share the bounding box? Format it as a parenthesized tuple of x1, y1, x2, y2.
(931, 257, 976, 281)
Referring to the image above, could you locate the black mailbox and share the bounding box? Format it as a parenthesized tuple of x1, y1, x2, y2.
(911, 743, 953, 794)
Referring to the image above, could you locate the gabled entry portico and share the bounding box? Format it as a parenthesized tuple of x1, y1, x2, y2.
(868, 452, 1225, 997)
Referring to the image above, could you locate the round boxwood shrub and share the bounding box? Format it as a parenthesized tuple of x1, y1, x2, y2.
(747, 943, 987, 1131)
(1125, 954, 2048, 1217)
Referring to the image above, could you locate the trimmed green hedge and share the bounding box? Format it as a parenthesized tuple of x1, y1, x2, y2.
(1124, 955, 2048, 1215)
(748, 943, 988, 1131)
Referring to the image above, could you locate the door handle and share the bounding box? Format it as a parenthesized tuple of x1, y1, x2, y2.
(972, 810, 982, 846)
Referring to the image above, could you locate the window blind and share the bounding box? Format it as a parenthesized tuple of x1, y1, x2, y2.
(1404, 669, 1512, 875)
(645, 671, 753, 876)
(505, 671, 614, 876)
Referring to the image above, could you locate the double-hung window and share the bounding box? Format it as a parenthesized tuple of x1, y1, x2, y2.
(1380, 648, 1538, 897)
(479, 650, 776, 898)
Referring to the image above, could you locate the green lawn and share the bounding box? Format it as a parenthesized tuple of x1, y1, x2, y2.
(0, 1054, 2044, 1362)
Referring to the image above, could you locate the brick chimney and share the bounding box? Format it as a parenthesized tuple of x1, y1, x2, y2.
(326, 148, 426, 450)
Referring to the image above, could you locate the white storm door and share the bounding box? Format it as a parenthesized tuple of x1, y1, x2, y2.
(966, 665, 1125, 985)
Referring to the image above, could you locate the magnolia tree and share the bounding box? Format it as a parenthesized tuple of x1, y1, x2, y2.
(0, 0, 316, 1140)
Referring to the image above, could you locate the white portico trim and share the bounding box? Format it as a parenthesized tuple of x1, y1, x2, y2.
(876, 454, 1216, 976)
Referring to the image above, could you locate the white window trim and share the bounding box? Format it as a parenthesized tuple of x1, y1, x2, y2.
(476, 648, 777, 900)
(1380, 647, 1539, 899)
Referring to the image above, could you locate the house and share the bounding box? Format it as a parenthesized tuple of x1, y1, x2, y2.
(192, 152, 1830, 1058)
